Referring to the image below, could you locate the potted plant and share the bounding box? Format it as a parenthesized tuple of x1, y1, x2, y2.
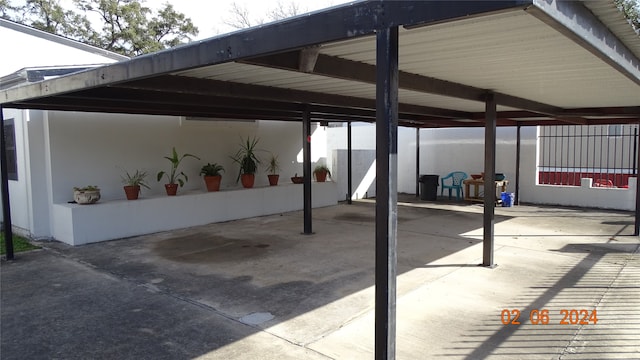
(266, 153, 280, 186)
(291, 173, 304, 184)
(313, 164, 331, 182)
(121, 169, 150, 200)
(73, 185, 101, 204)
(230, 136, 260, 188)
(157, 147, 200, 196)
(200, 162, 225, 192)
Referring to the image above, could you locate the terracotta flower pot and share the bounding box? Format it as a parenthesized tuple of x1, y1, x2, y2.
(164, 183, 178, 196)
(267, 174, 279, 186)
(204, 175, 222, 192)
(240, 174, 255, 188)
(315, 170, 328, 182)
(123, 185, 140, 200)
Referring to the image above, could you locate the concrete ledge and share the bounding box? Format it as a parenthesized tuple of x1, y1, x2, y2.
(532, 177, 636, 211)
(51, 182, 338, 245)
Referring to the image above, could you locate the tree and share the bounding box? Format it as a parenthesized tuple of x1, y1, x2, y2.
(615, 0, 640, 31)
(224, 1, 306, 30)
(1, 0, 198, 57)
(0, 0, 19, 18)
(223, 2, 255, 30)
(16, 0, 96, 40)
(222, 0, 640, 33)
(267, 1, 303, 22)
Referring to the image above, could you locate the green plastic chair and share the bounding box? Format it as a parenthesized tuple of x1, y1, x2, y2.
(441, 171, 468, 200)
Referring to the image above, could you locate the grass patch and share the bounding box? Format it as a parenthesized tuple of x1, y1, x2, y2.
(1, 232, 40, 255)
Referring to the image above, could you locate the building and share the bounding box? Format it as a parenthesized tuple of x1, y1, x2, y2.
(1, 18, 337, 245)
(2, 1, 639, 248)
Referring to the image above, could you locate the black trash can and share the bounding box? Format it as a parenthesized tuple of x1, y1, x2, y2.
(419, 174, 439, 201)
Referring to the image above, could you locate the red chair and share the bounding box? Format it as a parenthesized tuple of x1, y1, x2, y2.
(593, 179, 614, 188)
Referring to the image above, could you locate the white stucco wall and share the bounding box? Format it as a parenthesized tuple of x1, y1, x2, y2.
(2, 108, 30, 235)
(0, 108, 54, 239)
(328, 124, 526, 197)
(51, 182, 338, 245)
(41, 112, 338, 244)
(327, 124, 636, 211)
(1, 20, 126, 239)
(332, 149, 376, 200)
(4, 102, 339, 243)
(410, 126, 527, 195)
(46, 112, 327, 203)
(531, 177, 636, 211)
(326, 123, 378, 200)
(24, 110, 51, 238)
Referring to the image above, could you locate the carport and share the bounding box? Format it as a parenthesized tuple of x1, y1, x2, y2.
(1, 1, 639, 358)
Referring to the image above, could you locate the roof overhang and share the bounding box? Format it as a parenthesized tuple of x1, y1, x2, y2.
(1, 0, 639, 127)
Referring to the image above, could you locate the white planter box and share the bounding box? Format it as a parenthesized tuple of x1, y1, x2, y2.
(51, 182, 338, 245)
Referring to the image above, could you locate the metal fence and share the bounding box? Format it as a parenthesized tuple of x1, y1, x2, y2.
(538, 124, 638, 188)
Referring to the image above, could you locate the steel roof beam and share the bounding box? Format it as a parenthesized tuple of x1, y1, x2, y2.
(243, 51, 562, 116)
(17, 89, 458, 124)
(561, 106, 640, 117)
(116, 75, 474, 119)
(8, 97, 301, 119)
(59, 87, 305, 112)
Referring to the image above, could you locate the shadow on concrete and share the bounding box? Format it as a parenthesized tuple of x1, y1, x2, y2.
(457, 241, 640, 360)
(1, 200, 509, 359)
(5, 196, 639, 359)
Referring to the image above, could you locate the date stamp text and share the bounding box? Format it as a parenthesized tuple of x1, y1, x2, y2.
(501, 309, 598, 325)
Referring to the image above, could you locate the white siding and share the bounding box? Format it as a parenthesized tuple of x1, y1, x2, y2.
(0, 24, 122, 76)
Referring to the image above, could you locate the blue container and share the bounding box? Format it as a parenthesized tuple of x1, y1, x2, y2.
(501, 192, 514, 207)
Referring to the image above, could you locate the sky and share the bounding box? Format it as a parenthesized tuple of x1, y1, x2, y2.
(143, 0, 353, 40)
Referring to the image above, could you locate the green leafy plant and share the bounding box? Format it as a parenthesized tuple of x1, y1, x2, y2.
(73, 185, 100, 192)
(157, 147, 200, 187)
(266, 153, 280, 175)
(230, 136, 261, 182)
(200, 163, 225, 177)
(313, 164, 331, 177)
(121, 169, 150, 189)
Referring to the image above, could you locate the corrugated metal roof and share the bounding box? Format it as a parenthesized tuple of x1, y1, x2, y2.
(582, 0, 640, 58)
(1, 0, 638, 127)
(323, 10, 638, 108)
(175, 8, 638, 115)
(175, 62, 500, 113)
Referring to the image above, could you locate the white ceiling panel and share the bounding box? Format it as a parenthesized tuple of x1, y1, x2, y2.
(177, 8, 638, 116)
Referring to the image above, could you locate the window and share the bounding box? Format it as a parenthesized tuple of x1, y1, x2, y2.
(3, 119, 17, 180)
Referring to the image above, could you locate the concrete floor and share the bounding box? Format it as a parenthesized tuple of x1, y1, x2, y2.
(1, 196, 639, 359)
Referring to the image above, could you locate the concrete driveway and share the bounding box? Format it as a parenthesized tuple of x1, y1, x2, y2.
(2, 198, 639, 359)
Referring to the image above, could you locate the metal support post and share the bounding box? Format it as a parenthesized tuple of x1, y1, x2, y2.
(515, 125, 521, 205)
(415, 128, 420, 197)
(0, 107, 14, 260)
(633, 128, 637, 176)
(303, 107, 312, 234)
(347, 122, 353, 204)
(635, 124, 640, 236)
(375, 26, 399, 360)
(483, 93, 497, 267)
